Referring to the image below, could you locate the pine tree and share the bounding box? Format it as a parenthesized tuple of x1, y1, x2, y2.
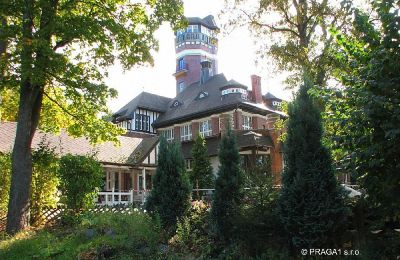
(145, 137, 191, 233)
(191, 135, 214, 196)
(211, 129, 244, 242)
(278, 83, 348, 250)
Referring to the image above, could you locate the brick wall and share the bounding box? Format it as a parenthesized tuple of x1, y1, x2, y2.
(211, 116, 220, 135)
(233, 110, 243, 130)
(269, 131, 283, 185)
(192, 121, 199, 139)
(174, 126, 180, 142)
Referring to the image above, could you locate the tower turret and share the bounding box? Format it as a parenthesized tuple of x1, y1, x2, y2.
(173, 15, 219, 95)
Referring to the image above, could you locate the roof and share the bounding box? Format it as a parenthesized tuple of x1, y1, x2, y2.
(264, 92, 282, 101)
(0, 122, 157, 165)
(187, 15, 219, 30)
(113, 92, 172, 121)
(153, 74, 280, 127)
(220, 79, 248, 90)
(181, 130, 274, 159)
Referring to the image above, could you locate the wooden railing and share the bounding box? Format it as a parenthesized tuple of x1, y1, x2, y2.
(97, 189, 149, 206)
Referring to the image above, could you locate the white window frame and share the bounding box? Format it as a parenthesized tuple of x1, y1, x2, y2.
(199, 120, 212, 137)
(242, 115, 252, 130)
(180, 124, 192, 141)
(162, 128, 174, 142)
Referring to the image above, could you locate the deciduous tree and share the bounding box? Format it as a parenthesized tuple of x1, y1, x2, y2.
(221, 0, 349, 86)
(1, 0, 185, 234)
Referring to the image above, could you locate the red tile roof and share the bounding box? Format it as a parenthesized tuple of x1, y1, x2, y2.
(0, 122, 146, 165)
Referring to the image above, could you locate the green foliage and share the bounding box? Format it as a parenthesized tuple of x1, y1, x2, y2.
(146, 137, 191, 233)
(0, 152, 11, 213)
(238, 159, 285, 255)
(171, 201, 214, 257)
(0, 143, 59, 222)
(0, 0, 186, 143)
(58, 154, 103, 212)
(322, 0, 400, 221)
(211, 129, 244, 243)
(190, 135, 214, 192)
(279, 83, 348, 250)
(221, 0, 350, 86)
(30, 140, 59, 225)
(0, 211, 166, 259)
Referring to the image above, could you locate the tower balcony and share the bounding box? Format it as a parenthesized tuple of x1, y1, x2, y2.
(176, 32, 218, 47)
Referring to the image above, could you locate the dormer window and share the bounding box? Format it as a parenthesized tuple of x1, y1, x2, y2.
(196, 91, 209, 100)
(171, 100, 182, 108)
(187, 25, 199, 33)
(221, 88, 247, 96)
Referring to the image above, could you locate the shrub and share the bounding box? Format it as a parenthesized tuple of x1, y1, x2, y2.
(145, 137, 191, 234)
(171, 200, 213, 257)
(237, 159, 286, 256)
(30, 141, 60, 225)
(0, 153, 11, 214)
(58, 154, 103, 213)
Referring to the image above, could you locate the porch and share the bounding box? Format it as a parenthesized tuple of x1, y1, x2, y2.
(97, 165, 155, 206)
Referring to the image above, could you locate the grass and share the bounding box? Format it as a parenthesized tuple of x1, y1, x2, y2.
(0, 211, 168, 259)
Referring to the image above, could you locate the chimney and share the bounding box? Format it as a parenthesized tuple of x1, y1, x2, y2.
(251, 75, 262, 103)
(200, 60, 213, 84)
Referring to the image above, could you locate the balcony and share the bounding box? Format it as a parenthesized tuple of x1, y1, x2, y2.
(176, 32, 218, 46)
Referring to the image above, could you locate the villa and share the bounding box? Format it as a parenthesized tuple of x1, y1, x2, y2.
(0, 15, 286, 205)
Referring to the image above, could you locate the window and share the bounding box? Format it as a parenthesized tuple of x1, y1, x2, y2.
(162, 129, 174, 142)
(180, 124, 192, 141)
(199, 120, 212, 137)
(242, 115, 252, 130)
(135, 113, 150, 132)
(221, 88, 247, 96)
(178, 58, 185, 70)
(272, 101, 282, 107)
(186, 159, 194, 171)
(187, 24, 199, 33)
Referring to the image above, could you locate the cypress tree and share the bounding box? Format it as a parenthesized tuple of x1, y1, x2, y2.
(279, 83, 348, 250)
(145, 137, 191, 233)
(211, 129, 244, 242)
(191, 135, 214, 195)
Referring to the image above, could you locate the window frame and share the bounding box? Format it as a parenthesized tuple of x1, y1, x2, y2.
(199, 120, 212, 137)
(180, 124, 192, 141)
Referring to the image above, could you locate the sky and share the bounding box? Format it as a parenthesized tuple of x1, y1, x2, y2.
(105, 0, 293, 112)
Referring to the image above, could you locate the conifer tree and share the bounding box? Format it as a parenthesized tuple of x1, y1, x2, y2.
(211, 129, 244, 242)
(191, 135, 214, 195)
(279, 83, 348, 250)
(145, 137, 191, 233)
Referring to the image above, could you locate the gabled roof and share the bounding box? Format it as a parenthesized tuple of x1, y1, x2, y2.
(113, 92, 172, 121)
(0, 122, 157, 165)
(153, 74, 280, 128)
(187, 15, 219, 30)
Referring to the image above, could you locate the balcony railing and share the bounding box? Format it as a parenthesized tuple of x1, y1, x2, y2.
(176, 32, 218, 46)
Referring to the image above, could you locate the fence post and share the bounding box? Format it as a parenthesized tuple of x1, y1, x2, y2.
(112, 188, 115, 206)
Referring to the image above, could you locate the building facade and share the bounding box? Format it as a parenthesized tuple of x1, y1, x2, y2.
(112, 16, 286, 185)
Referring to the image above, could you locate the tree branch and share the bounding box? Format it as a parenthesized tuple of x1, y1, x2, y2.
(240, 9, 300, 37)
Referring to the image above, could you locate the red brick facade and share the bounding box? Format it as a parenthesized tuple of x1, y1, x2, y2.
(211, 116, 219, 135)
(251, 75, 263, 104)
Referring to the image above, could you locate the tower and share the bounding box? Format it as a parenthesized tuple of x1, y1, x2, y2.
(173, 15, 219, 95)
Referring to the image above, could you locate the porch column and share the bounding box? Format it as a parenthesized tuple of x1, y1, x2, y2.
(142, 168, 146, 191)
(118, 171, 122, 191)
